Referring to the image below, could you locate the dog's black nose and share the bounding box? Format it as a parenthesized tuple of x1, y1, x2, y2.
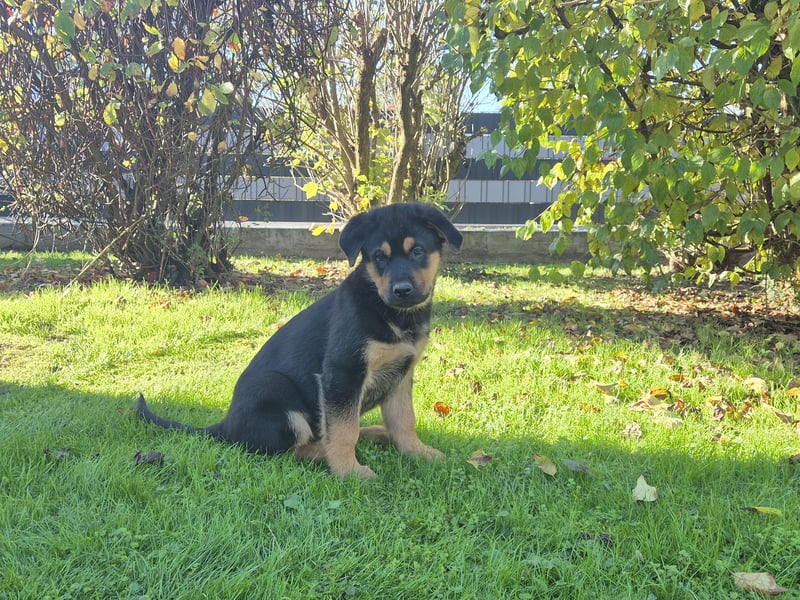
(392, 281, 413, 298)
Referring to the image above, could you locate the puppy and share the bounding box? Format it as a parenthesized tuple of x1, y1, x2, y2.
(136, 202, 462, 478)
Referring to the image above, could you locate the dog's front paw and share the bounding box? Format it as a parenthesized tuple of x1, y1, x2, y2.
(329, 461, 377, 479)
(352, 464, 377, 479)
(398, 440, 445, 461)
(419, 445, 445, 461)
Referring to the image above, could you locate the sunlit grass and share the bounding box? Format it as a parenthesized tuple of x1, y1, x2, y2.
(1, 252, 799, 598)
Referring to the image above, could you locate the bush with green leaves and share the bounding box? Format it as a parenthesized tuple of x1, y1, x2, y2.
(446, 0, 800, 284)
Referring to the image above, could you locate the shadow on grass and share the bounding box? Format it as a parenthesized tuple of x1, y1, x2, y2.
(434, 296, 800, 357)
(1, 378, 795, 486)
(3, 378, 800, 597)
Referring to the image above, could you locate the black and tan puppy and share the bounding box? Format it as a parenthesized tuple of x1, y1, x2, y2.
(136, 202, 462, 478)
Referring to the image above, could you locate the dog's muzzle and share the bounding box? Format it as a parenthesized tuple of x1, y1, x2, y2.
(387, 280, 428, 309)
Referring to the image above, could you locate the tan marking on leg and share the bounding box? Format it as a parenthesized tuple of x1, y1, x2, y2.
(293, 441, 326, 461)
(287, 411, 313, 447)
(359, 425, 391, 443)
(403, 236, 416, 254)
(380, 371, 444, 460)
(325, 416, 376, 478)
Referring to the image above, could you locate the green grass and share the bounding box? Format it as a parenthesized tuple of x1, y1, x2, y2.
(1, 251, 800, 599)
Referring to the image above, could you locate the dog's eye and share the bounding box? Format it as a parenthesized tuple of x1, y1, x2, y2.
(410, 246, 425, 260)
(374, 250, 387, 263)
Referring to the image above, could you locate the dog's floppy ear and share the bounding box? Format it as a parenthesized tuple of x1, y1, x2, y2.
(417, 204, 463, 251)
(339, 211, 372, 266)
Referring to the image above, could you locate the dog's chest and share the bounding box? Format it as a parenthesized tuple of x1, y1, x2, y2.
(359, 333, 427, 413)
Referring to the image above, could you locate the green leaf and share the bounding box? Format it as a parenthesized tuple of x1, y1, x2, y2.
(124, 63, 144, 79)
(762, 87, 781, 110)
(668, 201, 687, 226)
(569, 261, 586, 277)
(785, 147, 800, 171)
(54, 9, 76, 43)
(653, 48, 676, 81)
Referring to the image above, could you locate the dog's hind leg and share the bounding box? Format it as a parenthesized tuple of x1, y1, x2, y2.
(221, 372, 316, 454)
(358, 425, 391, 443)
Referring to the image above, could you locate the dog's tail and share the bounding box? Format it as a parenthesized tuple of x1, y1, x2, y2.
(135, 394, 221, 437)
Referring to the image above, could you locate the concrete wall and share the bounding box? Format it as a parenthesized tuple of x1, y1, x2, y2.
(0, 218, 590, 264)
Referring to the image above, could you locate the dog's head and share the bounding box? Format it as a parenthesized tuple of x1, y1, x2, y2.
(339, 203, 463, 310)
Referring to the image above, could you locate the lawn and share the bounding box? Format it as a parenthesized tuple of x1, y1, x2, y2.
(1, 251, 799, 599)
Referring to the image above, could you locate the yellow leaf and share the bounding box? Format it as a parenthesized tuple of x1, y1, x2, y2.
(165, 81, 179, 97)
(186, 131, 197, 141)
(310, 224, 327, 237)
(787, 386, 800, 397)
(743, 376, 769, 395)
(468, 26, 481, 56)
(301, 181, 319, 199)
(198, 88, 217, 116)
(532, 454, 557, 477)
(632, 475, 657, 502)
(20, 0, 34, 21)
(192, 56, 208, 70)
(73, 10, 85, 30)
(649, 386, 670, 400)
(102, 101, 118, 126)
(173, 37, 186, 60)
(741, 506, 784, 517)
(168, 53, 180, 73)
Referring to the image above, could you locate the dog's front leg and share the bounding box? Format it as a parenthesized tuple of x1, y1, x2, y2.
(324, 410, 376, 479)
(381, 372, 444, 460)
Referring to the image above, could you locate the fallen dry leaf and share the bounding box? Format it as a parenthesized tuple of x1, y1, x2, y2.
(652, 412, 683, 429)
(649, 386, 671, 400)
(732, 571, 787, 596)
(707, 396, 754, 421)
(743, 376, 769, 396)
(593, 381, 621, 399)
(764, 403, 795, 424)
(44, 448, 73, 461)
(433, 401, 451, 417)
(132, 450, 164, 466)
(628, 392, 671, 412)
(467, 449, 492, 469)
(621, 421, 643, 439)
(561, 458, 594, 476)
(532, 454, 557, 477)
(632, 475, 658, 502)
